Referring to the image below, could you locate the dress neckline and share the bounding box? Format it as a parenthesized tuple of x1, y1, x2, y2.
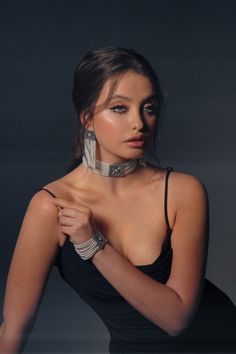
(134, 228, 172, 269)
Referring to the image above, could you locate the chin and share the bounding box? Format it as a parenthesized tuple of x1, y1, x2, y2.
(123, 151, 145, 160)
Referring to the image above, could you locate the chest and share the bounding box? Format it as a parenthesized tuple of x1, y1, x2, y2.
(88, 192, 169, 266)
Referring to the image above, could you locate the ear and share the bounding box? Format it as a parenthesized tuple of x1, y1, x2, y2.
(80, 113, 94, 130)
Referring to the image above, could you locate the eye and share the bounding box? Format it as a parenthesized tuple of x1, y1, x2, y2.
(143, 103, 158, 115)
(110, 105, 129, 114)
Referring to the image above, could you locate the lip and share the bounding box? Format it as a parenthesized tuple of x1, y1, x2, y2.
(126, 140, 146, 148)
(125, 134, 149, 148)
(125, 135, 146, 142)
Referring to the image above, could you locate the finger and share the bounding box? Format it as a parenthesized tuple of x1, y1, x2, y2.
(60, 226, 72, 237)
(53, 198, 91, 213)
(58, 208, 78, 218)
(52, 198, 73, 209)
(59, 216, 74, 226)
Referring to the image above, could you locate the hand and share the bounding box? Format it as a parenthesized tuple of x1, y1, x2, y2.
(52, 198, 96, 244)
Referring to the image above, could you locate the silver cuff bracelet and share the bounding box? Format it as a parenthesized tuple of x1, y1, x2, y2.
(71, 230, 108, 260)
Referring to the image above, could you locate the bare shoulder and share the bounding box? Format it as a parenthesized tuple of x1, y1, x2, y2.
(22, 178, 70, 247)
(29, 173, 78, 248)
(146, 166, 208, 222)
(165, 169, 209, 233)
(168, 169, 208, 206)
(145, 164, 207, 196)
(29, 187, 59, 214)
(23, 190, 60, 236)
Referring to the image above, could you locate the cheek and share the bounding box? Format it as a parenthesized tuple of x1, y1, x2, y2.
(145, 116, 157, 130)
(93, 118, 116, 147)
(94, 112, 125, 133)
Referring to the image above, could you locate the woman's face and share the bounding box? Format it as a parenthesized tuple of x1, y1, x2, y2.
(84, 71, 159, 164)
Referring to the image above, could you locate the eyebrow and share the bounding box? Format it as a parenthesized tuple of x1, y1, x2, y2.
(110, 94, 159, 103)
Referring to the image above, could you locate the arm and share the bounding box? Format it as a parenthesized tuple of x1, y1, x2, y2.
(91, 173, 209, 337)
(0, 191, 60, 354)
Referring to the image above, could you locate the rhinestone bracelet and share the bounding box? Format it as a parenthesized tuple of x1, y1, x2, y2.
(71, 230, 108, 260)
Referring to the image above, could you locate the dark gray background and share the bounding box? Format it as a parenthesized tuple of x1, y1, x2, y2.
(1, 0, 235, 353)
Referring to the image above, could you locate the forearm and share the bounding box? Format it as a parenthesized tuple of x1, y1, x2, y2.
(91, 243, 188, 336)
(0, 321, 32, 354)
(0, 322, 22, 354)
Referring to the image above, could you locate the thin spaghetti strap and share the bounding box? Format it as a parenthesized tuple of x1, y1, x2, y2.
(164, 167, 173, 232)
(41, 188, 57, 198)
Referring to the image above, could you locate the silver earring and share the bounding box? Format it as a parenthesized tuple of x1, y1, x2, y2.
(83, 130, 96, 170)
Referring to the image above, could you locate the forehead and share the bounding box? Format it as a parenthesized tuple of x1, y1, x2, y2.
(97, 71, 153, 104)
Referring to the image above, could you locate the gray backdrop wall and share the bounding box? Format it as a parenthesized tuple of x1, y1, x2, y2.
(1, 1, 235, 353)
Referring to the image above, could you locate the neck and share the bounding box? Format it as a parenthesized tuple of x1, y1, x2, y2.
(79, 161, 145, 197)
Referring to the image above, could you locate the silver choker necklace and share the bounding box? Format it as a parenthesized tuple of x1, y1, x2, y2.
(82, 130, 143, 177)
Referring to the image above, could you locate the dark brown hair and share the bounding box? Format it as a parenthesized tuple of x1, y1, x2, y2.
(66, 47, 165, 172)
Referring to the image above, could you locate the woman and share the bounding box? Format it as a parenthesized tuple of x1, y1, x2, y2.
(0, 47, 235, 354)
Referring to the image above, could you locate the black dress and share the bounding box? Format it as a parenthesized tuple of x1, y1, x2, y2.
(41, 167, 236, 353)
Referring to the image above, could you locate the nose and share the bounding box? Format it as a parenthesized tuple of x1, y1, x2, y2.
(130, 109, 145, 131)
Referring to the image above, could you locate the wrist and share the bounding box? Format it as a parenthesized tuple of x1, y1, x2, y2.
(71, 230, 108, 260)
(90, 239, 109, 261)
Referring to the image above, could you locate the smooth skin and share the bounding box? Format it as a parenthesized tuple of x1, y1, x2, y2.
(0, 72, 209, 353)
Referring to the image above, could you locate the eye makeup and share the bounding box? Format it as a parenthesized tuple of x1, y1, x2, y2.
(108, 102, 159, 116)
(109, 104, 129, 114)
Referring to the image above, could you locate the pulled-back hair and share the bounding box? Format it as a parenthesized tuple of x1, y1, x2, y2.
(66, 47, 165, 172)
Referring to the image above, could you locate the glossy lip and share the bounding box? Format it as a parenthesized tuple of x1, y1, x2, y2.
(125, 134, 146, 142)
(126, 140, 146, 148)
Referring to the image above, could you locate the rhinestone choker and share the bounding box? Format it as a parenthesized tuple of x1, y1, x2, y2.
(82, 155, 139, 177)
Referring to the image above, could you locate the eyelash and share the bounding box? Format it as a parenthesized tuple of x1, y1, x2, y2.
(110, 105, 128, 114)
(109, 104, 158, 115)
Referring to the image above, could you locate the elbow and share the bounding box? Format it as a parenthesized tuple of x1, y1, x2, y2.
(167, 325, 187, 338)
(165, 313, 193, 338)
(166, 323, 189, 338)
